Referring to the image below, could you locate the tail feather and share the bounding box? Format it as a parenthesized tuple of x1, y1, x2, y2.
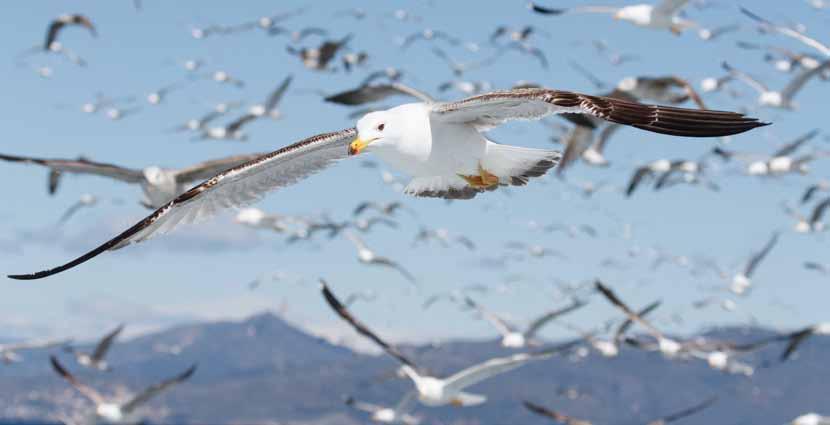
(482, 142, 561, 186)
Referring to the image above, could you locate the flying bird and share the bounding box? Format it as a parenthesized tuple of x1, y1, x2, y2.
(523, 401, 593, 425)
(345, 393, 421, 425)
(0, 339, 69, 364)
(345, 231, 417, 286)
(58, 194, 98, 225)
(50, 355, 195, 425)
(729, 232, 779, 295)
(8, 88, 765, 280)
(722, 60, 830, 109)
(529, 0, 697, 35)
(0, 151, 264, 208)
(464, 297, 586, 348)
(44, 14, 96, 50)
(64, 324, 123, 371)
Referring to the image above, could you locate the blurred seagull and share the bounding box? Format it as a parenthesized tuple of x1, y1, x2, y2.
(44, 14, 96, 50)
(729, 232, 779, 295)
(58, 194, 98, 225)
(345, 393, 421, 425)
(326, 83, 434, 106)
(201, 76, 293, 141)
(353, 201, 410, 217)
(0, 339, 69, 364)
(400, 29, 461, 49)
(464, 297, 586, 348)
(722, 60, 830, 109)
(745, 129, 820, 176)
(322, 282, 576, 407)
(50, 355, 195, 425)
(529, 0, 697, 35)
(779, 322, 830, 361)
(65, 324, 123, 371)
(524, 401, 593, 425)
(595, 281, 685, 358)
(740, 8, 830, 57)
(345, 231, 416, 286)
(287, 34, 351, 70)
(0, 151, 264, 208)
(9, 88, 767, 280)
(802, 180, 830, 204)
(697, 24, 740, 41)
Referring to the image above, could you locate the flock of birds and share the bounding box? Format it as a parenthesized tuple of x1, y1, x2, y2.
(4, 1, 830, 424)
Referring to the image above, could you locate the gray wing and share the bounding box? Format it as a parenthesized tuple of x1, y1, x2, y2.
(595, 281, 665, 340)
(325, 83, 433, 106)
(781, 60, 830, 102)
(264, 75, 293, 111)
(524, 299, 587, 339)
(9, 129, 356, 280)
(654, 0, 690, 16)
(320, 281, 418, 368)
(0, 154, 144, 184)
(91, 324, 124, 362)
(50, 356, 105, 405)
(743, 232, 779, 277)
(444, 341, 577, 393)
(740, 8, 830, 57)
(614, 300, 661, 343)
(174, 153, 267, 183)
(464, 297, 516, 336)
(773, 129, 819, 158)
(430, 88, 766, 136)
(657, 395, 717, 423)
(809, 197, 830, 225)
(121, 364, 196, 413)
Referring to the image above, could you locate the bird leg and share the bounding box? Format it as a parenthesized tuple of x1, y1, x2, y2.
(458, 164, 500, 189)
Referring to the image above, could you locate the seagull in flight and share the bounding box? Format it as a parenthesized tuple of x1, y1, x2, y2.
(464, 297, 586, 348)
(722, 60, 830, 109)
(44, 14, 96, 50)
(50, 355, 196, 425)
(0, 339, 69, 364)
(529, 0, 697, 35)
(320, 282, 577, 407)
(0, 151, 264, 208)
(65, 324, 123, 371)
(345, 231, 416, 286)
(729, 232, 779, 295)
(345, 393, 421, 425)
(8, 88, 766, 280)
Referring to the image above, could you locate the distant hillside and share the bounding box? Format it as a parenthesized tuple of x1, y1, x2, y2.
(0, 312, 826, 424)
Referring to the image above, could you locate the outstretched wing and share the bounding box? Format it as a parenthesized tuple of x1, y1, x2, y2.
(743, 232, 779, 277)
(595, 280, 665, 340)
(320, 281, 417, 368)
(50, 355, 105, 405)
(524, 299, 587, 339)
(9, 128, 356, 280)
(464, 297, 517, 336)
(0, 154, 144, 184)
(91, 324, 124, 362)
(174, 153, 267, 183)
(430, 88, 766, 136)
(444, 341, 576, 394)
(654, 0, 690, 17)
(781, 60, 830, 102)
(121, 364, 197, 413)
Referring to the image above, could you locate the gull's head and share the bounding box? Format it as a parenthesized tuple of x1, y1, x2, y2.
(351, 111, 393, 155)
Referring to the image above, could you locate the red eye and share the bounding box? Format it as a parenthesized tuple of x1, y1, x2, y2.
(377, 124, 385, 131)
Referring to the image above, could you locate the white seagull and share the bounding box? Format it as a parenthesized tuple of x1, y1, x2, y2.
(729, 232, 779, 295)
(721, 60, 830, 109)
(529, 0, 697, 34)
(345, 393, 421, 425)
(65, 324, 123, 371)
(321, 282, 575, 407)
(50, 355, 196, 425)
(464, 296, 586, 348)
(8, 88, 765, 280)
(345, 231, 416, 285)
(0, 152, 264, 208)
(0, 339, 69, 364)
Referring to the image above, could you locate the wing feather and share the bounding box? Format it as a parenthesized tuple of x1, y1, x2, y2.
(8, 129, 356, 280)
(430, 88, 766, 136)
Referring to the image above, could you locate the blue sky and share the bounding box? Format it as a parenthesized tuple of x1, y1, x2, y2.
(1, 0, 828, 346)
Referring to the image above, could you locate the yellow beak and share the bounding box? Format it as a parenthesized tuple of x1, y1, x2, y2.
(348, 138, 368, 155)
